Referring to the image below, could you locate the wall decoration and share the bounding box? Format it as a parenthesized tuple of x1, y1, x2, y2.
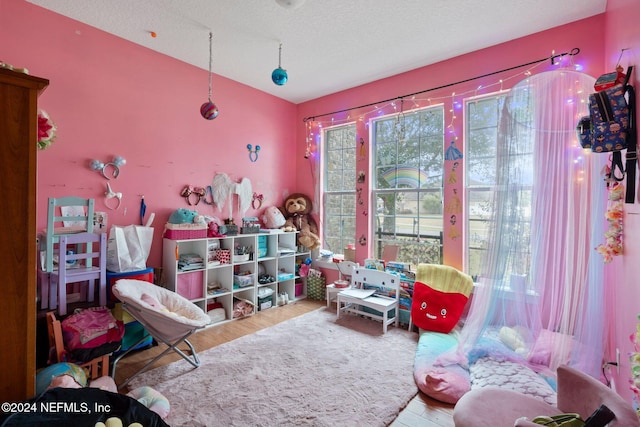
(445, 188, 461, 214)
(139, 195, 146, 225)
(247, 144, 261, 162)
(200, 32, 219, 120)
(181, 185, 206, 205)
(359, 235, 367, 246)
(448, 214, 460, 239)
(356, 187, 364, 206)
(357, 171, 365, 183)
(447, 161, 459, 184)
(90, 156, 126, 179)
(37, 110, 57, 150)
(104, 182, 122, 210)
(596, 182, 624, 263)
(359, 137, 366, 158)
(211, 173, 253, 219)
(252, 192, 264, 210)
(381, 165, 428, 188)
(445, 140, 463, 160)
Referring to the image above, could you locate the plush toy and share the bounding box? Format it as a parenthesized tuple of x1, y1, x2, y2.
(95, 418, 143, 427)
(168, 208, 200, 224)
(261, 206, 286, 229)
(37, 363, 170, 421)
(411, 264, 474, 334)
(280, 193, 321, 250)
(298, 257, 312, 277)
(204, 215, 224, 237)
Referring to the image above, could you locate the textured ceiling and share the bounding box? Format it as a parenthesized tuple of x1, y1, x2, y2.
(26, 0, 607, 104)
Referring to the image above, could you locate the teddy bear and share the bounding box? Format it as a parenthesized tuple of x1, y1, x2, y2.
(280, 193, 321, 250)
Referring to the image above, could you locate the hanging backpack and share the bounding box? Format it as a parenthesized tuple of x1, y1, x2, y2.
(577, 66, 636, 203)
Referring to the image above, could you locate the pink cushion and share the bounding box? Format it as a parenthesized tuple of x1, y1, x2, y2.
(453, 387, 561, 427)
(141, 292, 166, 311)
(421, 367, 470, 404)
(414, 331, 471, 403)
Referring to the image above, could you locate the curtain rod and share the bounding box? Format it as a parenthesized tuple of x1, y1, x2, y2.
(302, 47, 580, 123)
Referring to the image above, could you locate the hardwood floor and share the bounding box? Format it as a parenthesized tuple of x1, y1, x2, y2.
(112, 298, 455, 426)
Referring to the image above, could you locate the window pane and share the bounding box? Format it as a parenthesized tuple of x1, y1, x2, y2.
(323, 124, 357, 253)
(466, 96, 504, 279)
(373, 106, 444, 265)
(465, 93, 533, 280)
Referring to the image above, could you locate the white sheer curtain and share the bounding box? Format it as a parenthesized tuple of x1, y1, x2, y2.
(459, 70, 607, 377)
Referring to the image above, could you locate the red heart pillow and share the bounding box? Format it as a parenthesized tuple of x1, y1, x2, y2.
(411, 281, 469, 333)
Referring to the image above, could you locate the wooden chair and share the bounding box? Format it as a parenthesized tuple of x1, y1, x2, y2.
(42, 197, 95, 273)
(336, 267, 401, 333)
(49, 232, 107, 316)
(46, 311, 109, 379)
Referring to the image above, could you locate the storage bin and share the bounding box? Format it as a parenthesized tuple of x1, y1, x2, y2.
(257, 235, 267, 258)
(106, 267, 154, 302)
(234, 253, 251, 263)
(307, 276, 326, 300)
(295, 281, 304, 297)
(216, 249, 231, 264)
(258, 295, 273, 311)
(233, 273, 255, 288)
(164, 223, 207, 240)
(277, 272, 294, 281)
(113, 320, 153, 356)
(177, 271, 204, 299)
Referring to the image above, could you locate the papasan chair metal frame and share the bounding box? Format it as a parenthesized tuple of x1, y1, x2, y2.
(111, 279, 211, 389)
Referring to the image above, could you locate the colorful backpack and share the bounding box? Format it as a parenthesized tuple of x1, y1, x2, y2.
(577, 66, 636, 203)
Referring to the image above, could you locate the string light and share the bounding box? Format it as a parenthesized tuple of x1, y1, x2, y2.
(303, 48, 581, 128)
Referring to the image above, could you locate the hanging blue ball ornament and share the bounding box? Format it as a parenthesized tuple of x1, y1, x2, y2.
(271, 67, 288, 86)
(200, 101, 219, 120)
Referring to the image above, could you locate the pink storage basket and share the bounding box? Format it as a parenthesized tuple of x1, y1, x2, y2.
(177, 271, 204, 300)
(164, 223, 207, 240)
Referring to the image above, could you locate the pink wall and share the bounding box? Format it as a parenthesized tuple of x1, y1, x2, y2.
(296, 16, 606, 270)
(1, 0, 297, 268)
(603, 0, 640, 405)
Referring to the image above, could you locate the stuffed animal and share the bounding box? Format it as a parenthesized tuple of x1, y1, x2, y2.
(168, 208, 200, 224)
(411, 264, 474, 334)
(261, 206, 286, 229)
(280, 193, 321, 250)
(298, 257, 312, 277)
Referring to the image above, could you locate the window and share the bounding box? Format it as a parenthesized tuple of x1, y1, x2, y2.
(372, 106, 444, 265)
(465, 94, 532, 281)
(322, 123, 357, 254)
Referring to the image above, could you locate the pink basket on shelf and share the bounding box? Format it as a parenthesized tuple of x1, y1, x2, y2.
(164, 223, 207, 240)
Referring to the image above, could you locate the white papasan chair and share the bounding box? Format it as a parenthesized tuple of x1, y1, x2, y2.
(111, 279, 211, 388)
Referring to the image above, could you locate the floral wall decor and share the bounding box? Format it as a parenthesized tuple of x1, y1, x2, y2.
(37, 110, 56, 150)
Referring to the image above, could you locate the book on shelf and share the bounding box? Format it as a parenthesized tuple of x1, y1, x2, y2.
(277, 246, 295, 255)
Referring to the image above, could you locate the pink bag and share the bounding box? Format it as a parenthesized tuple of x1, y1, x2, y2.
(61, 306, 124, 351)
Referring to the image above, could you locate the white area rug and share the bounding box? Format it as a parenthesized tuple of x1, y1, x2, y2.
(129, 308, 418, 426)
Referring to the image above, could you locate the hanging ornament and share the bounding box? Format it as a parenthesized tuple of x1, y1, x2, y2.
(271, 43, 288, 86)
(200, 31, 219, 120)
